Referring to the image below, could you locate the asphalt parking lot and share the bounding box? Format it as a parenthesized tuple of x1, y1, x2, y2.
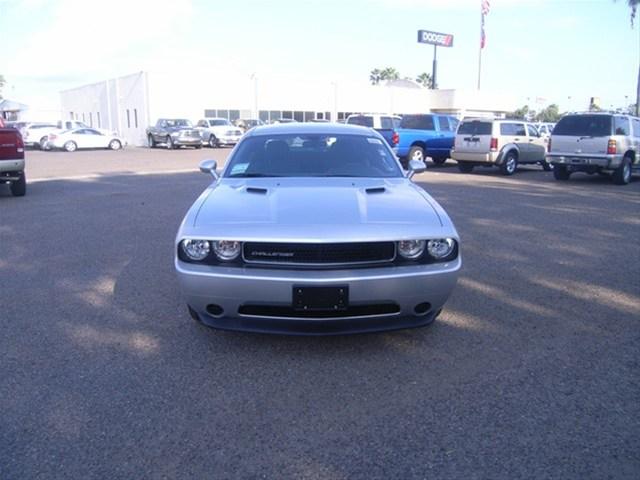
(1, 148, 639, 479)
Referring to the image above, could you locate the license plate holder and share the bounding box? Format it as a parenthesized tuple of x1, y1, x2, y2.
(293, 286, 348, 311)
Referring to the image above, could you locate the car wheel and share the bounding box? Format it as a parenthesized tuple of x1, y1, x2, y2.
(208, 135, 218, 148)
(541, 160, 553, 171)
(166, 136, 173, 150)
(501, 151, 518, 175)
(148, 134, 156, 148)
(109, 139, 122, 150)
(432, 157, 447, 165)
(194, 144, 202, 149)
(553, 165, 571, 181)
(39, 136, 49, 150)
(10, 172, 26, 197)
(63, 141, 77, 152)
(458, 162, 474, 173)
(612, 156, 632, 185)
(408, 146, 425, 162)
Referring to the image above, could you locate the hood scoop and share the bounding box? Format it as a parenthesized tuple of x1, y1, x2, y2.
(365, 187, 386, 194)
(246, 186, 268, 195)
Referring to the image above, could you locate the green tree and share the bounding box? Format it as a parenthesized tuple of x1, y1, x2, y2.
(511, 105, 530, 119)
(369, 68, 382, 85)
(380, 67, 400, 82)
(617, 0, 640, 115)
(0, 75, 5, 100)
(536, 104, 561, 122)
(415, 72, 433, 88)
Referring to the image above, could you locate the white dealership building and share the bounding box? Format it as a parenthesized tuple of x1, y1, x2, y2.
(60, 69, 517, 147)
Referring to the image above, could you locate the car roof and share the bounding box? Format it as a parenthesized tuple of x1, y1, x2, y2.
(245, 122, 377, 137)
(203, 117, 229, 121)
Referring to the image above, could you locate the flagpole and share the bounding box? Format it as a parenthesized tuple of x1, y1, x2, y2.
(477, 9, 483, 90)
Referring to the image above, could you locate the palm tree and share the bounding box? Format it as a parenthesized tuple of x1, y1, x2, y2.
(621, 0, 640, 114)
(0, 75, 5, 100)
(380, 67, 400, 82)
(415, 72, 433, 88)
(369, 69, 382, 85)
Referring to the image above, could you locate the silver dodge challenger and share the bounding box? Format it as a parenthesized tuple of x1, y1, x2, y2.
(175, 123, 461, 334)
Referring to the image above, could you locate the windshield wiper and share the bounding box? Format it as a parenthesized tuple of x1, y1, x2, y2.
(229, 173, 283, 178)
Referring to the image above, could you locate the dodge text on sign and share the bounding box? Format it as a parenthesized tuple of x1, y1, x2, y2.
(417, 30, 454, 47)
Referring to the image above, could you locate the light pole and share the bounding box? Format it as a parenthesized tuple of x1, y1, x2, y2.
(249, 73, 258, 120)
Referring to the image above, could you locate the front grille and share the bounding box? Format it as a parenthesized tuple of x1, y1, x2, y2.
(238, 303, 400, 319)
(243, 242, 396, 266)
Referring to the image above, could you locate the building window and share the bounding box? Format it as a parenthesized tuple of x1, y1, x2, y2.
(70, 111, 74, 120)
(134, 109, 138, 128)
(216, 109, 229, 119)
(269, 111, 280, 122)
(259, 110, 269, 122)
(204, 109, 215, 117)
(282, 110, 293, 119)
(89, 112, 93, 127)
(230, 110, 240, 121)
(294, 111, 304, 122)
(126, 109, 131, 128)
(82, 113, 85, 122)
(316, 112, 324, 120)
(304, 111, 314, 122)
(97, 112, 101, 128)
(325, 112, 331, 121)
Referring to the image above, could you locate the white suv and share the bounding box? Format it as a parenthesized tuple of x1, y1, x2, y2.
(546, 113, 638, 185)
(451, 119, 549, 175)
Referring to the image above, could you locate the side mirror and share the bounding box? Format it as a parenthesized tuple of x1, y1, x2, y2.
(199, 159, 219, 180)
(407, 159, 427, 179)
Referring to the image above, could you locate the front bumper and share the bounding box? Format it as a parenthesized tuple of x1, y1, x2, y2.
(171, 136, 202, 146)
(216, 135, 242, 146)
(176, 258, 461, 335)
(547, 153, 619, 169)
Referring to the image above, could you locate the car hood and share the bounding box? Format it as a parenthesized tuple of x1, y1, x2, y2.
(190, 177, 448, 242)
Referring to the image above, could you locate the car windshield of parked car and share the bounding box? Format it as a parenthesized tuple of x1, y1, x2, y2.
(553, 115, 611, 137)
(166, 119, 192, 128)
(225, 133, 403, 178)
(347, 116, 374, 128)
(458, 120, 492, 135)
(209, 119, 230, 126)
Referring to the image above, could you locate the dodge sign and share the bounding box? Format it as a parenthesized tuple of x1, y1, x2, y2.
(417, 30, 454, 47)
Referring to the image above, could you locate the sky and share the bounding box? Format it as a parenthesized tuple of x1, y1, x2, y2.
(0, 0, 638, 113)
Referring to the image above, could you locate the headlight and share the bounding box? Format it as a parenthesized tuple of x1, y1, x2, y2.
(427, 238, 456, 260)
(397, 239, 426, 259)
(181, 239, 211, 261)
(212, 240, 242, 261)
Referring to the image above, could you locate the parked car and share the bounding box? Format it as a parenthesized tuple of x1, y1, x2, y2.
(345, 114, 401, 148)
(0, 126, 26, 196)
(395, 114, 459, 166)
(147, 119, 202, 149)
(547, 113, 639, 185)
(536, 122, 555, 138)
(451, 119, 550, 175)
(233, 119, 265, 132)
(175, 123, 461, 335)
(44, 128, 126, 152)
(21, 122, 58, 149)
(271, 118, 297, 124)
(195, 118, 243, 148)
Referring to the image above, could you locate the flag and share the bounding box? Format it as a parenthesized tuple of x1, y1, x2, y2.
(480, 0, 490, 49)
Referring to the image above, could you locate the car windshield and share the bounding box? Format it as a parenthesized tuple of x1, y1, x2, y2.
(553, 115, 611, 137)
(209, 119, 230, 126)
(348, 116, 374, 128)
(166, 119, 192, 127)
(225, 133, 403, 178)
(458, 121, 492, 135)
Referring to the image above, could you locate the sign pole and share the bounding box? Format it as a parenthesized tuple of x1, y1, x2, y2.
(432, 44, 437, 89)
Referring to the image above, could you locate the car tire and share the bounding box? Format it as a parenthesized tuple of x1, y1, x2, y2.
(166, 136, 173, 150)
(148, 135, 156, 148)
(501, 151, 518, 175)
(208, 135, 218, 148)
(195, 145, 202, 149)
(432, 157, 447, 165)
(458, 162, 474, 173)
(612, 156, 632, 185)
(10, 172, 26, 197)
(541, 160, 553, 171)
(39, 136, 49, 150)
(63, 141, 77, 152)
(553, 165, 571, 181)
(408, 145, 425, 162)
(109, 139, 122, 150)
